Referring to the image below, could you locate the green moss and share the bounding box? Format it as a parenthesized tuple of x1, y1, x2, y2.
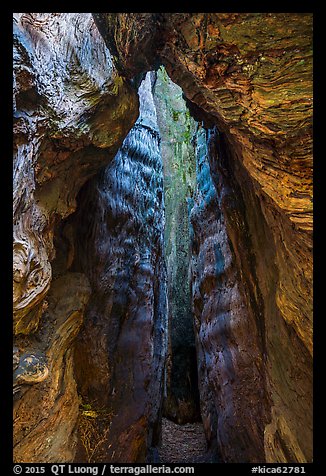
(109, 75, 124, 96)
(172, 110, 180, 121)
(153, 66, 198, 307)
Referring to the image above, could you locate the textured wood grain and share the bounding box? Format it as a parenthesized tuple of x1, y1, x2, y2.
(71, 74, 167, 463)
(96, 12, 313, 462)
(13, 12, 313, 464)
(13, 12, 138, 335)
(14, 273, 91, 462)
(13, 13, 138, 463)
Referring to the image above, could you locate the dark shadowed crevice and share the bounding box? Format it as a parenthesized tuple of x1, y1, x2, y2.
(153, 67, 202, 426)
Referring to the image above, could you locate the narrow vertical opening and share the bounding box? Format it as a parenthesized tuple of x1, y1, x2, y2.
(154, 66, 200, 423)
(153, 67, 208, 463)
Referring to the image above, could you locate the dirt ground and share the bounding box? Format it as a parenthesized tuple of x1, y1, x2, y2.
(158, 417, 211, 463)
